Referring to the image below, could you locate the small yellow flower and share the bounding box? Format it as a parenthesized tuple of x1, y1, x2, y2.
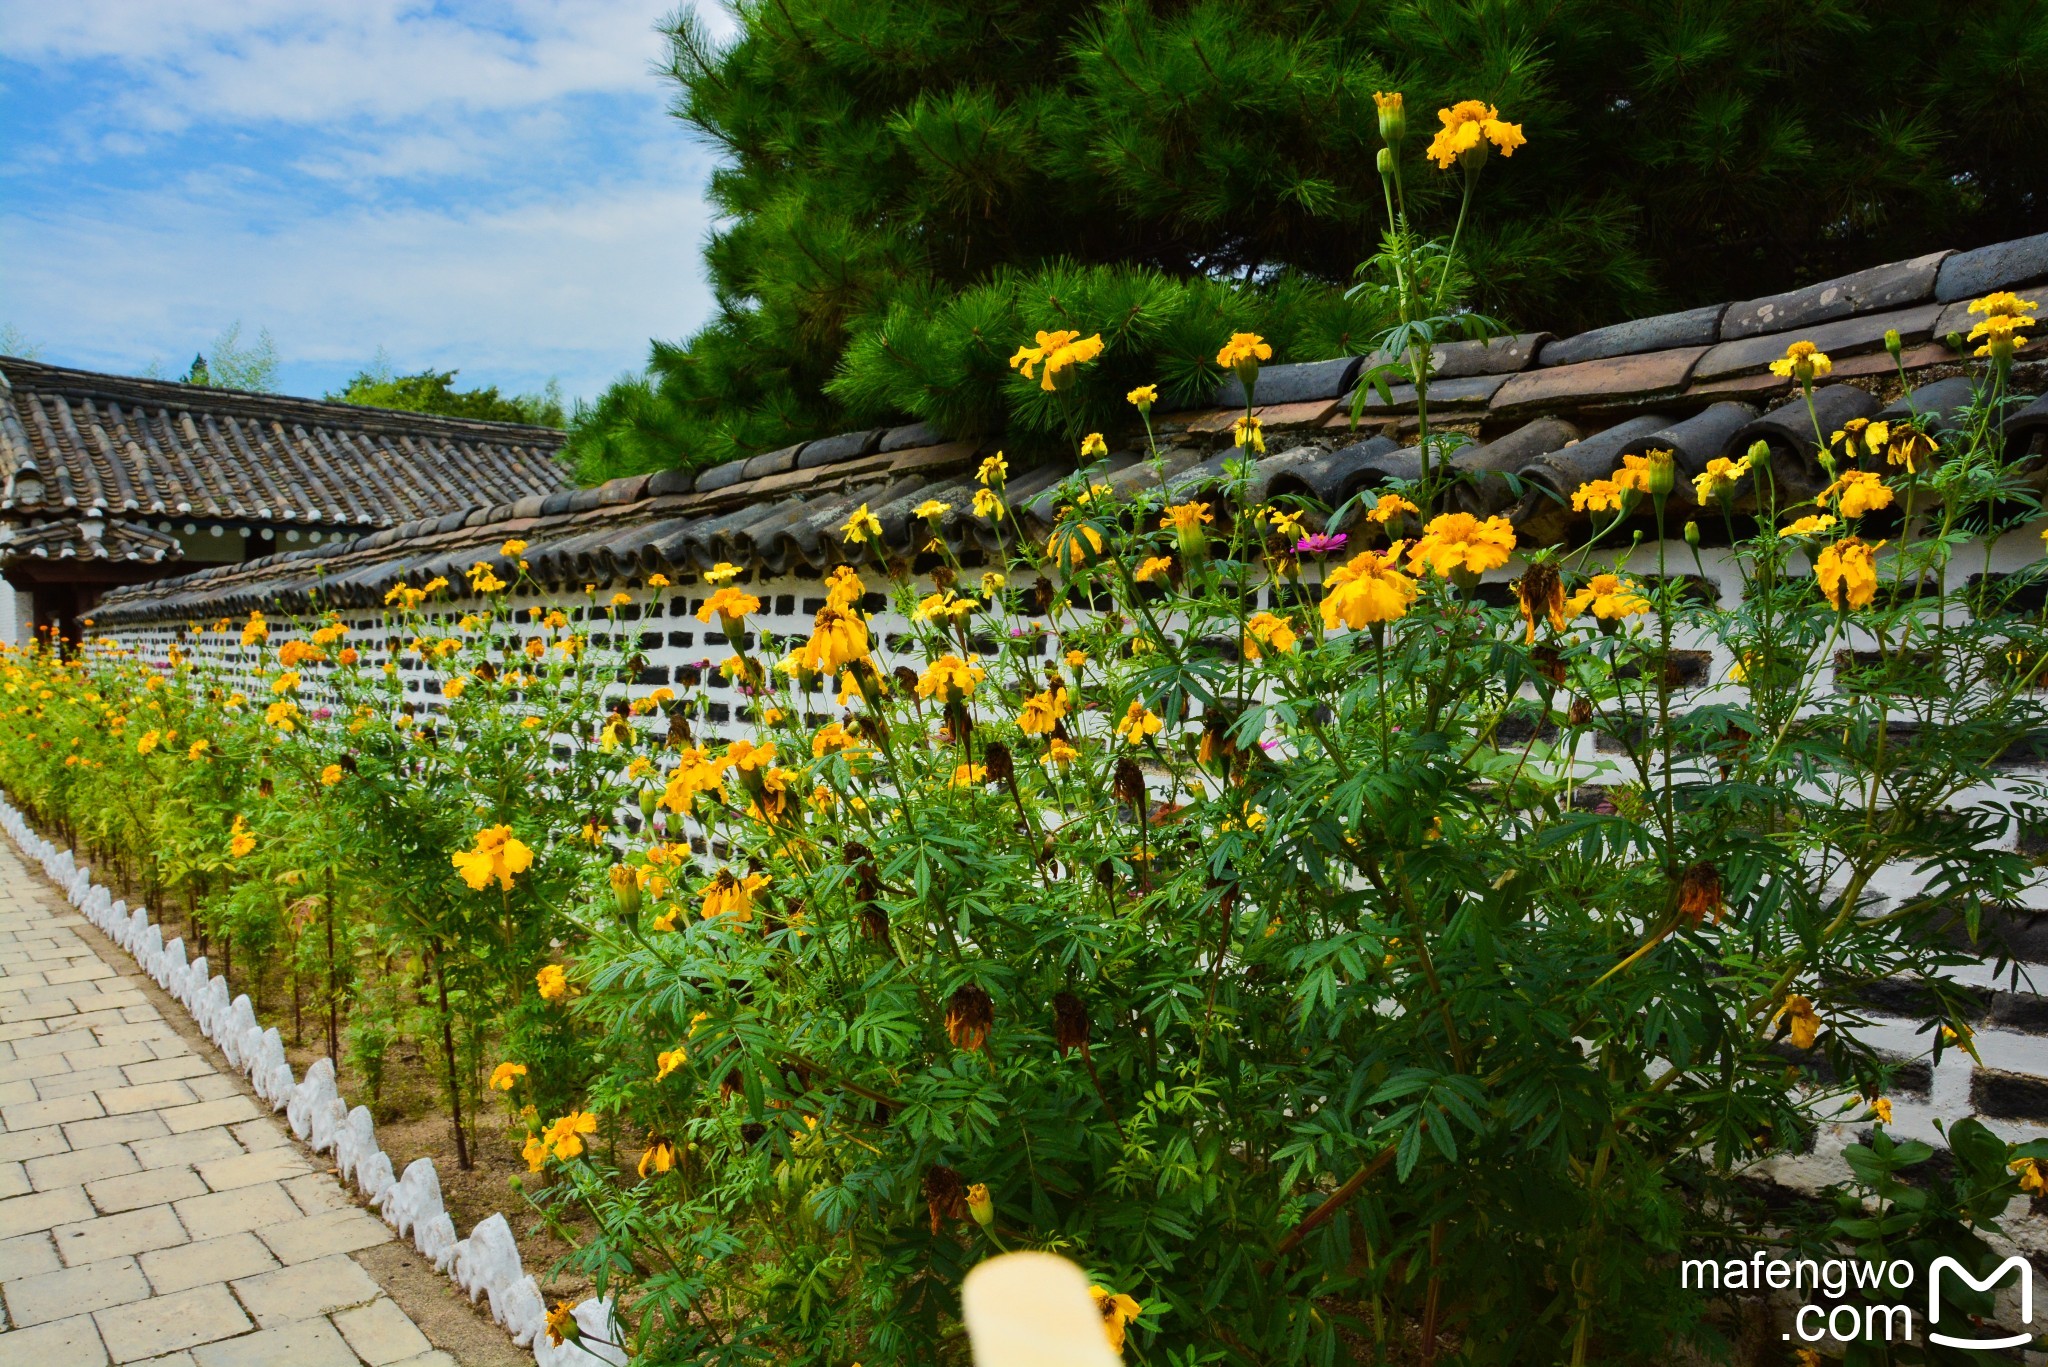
(1425, 100, 1525, 170)
(1044, 737, 1080, 767)
(637, 1142, 675, 1179)
(186, 739, 210, 761)
(1080, 432, 1108, 459)
(1367, 493, 1419, 524)
(1009, 330, 1104, 391)
(705, 561, 743, 584)
(1768, 340, 1832, 384)
(1160, 502, 1212, 532)
(489, 1062, 527, 1092)
(1321, 546, 1417, 629)
(1243, 611, 1298, 658)
(1089, 1286, 1144, 1353)
(1773, 995, 1822, 1050)
(1115, 700, 1163, 746)
(545, 1110, 598, 1161)
(978, 452, 1008, 486)
(1691, 453, 1753, 505)
(229, 815, 256, 859)
(453, 826, 535, 891)
(1871, 1096, 1893, 1125)
(536, 965, 569, 1001)
(913, 499, 952, 520)
(1814, 536, 1884, 611)
(2013, 1156, 2048, 1195)
(1408, 513, 1516, 578)
(1216, 332, 1272, 370)
(1127, 384, 1157, 411)
(501, 539, 528, 557)
(972, 487, 1005, 520)
(1565, 574, 1651, 621)
(950, 762, 988, 788)
(1232, 413, 1265, 455)
(1017, 687, 1070, 736)
(655, 1046, 688, 1082)
(1134, 555, 1174, 584)
(647, 573, 671, 588)
(1818, 470, 1894, 519)
(841, 504, 883, 544)
(1776, 513, 1836, 540)
(320, 764, 342, 786)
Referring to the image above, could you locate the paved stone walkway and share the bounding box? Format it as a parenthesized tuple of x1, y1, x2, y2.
(0, 840, 453, 1366)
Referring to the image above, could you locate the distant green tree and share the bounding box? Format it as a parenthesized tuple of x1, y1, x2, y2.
(568, 0, 2048, 480)
(187, 322, 280, 393)
(327, 355, 565, 428)
(0, 325, 43, 361)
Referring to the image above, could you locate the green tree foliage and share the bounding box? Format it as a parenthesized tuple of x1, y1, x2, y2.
(569, 0, 2048, 480)
(328, 356, 566, 428)
(187, 322, 281, 393)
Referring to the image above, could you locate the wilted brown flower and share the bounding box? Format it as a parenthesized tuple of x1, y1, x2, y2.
(892, 665, 920, 693)
(1529, 644, 1567, 686)
(924, 1164, 966, 1233)
(982, 741, 1015, 787)
(1568, 698, 1593, 726)
(1113, 757, 1146, 815)
(720, 1068, 744, 1103)
(1031, 575, 1055, 614)
(1678, 862, 1724, 925)
(1052, 992, 1090, 1056)
(1516, 561, 1565, 644)
(946, 984, 993, 1052)
(258, 777, 275, 799)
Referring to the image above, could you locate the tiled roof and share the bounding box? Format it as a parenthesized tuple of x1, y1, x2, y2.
(0, 358, 572, 532)
(92, 230, 2048, 625)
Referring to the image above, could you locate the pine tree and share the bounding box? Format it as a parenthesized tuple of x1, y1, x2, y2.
(569, 0, 2048, 477)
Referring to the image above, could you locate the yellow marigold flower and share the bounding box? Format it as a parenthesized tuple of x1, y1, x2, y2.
(1048, 522, 1104, 569)
(536, 965, 569, 1001)
(1160, 502, 1212, 532)
(700, 868, 770, 921)
(1777, 513, 1838, 538)
(136, 729, 160, 756)
(1127, 384, 1158, 411)
(1044, 737, 1080, 767)
(1691, 453, 1753, 505)
(522, 1133, 549, 1172)
(917, 654, 986, 704)
(811, 721, 862, 758)
(453, 825, 535, 892)
(914, 499, 952, 520)
(2013, 1157, 2048, 1195)
(1115, 700, 1163, 746)
(1872, 1096, 1893, 1125)
(915, 590, 978, 623)
(545, 1110, 597, 1161)
(697, 587, 761, 629)
(1407, 513, 1516, 578)
(264, 700, 300, 732)
(950, 762, 988, 787)
(1819, 470, 1894, 518)
(978, 451, 1008, 486)
(1367, 493, 1419, 524)
(320, 764, 342, 786)
(489, 1062, 527, 1092)
(466, 561, 507, 594)
(1262, 505, 1306, 541)
(655, 1047, 687, 1082)
(1773, 995, 1822, 1050)
(187, 739, 210, 761)
(229, 815, 256, 859)
(1611, 451, 1673, 498)
(841, 503, 883, 544)
(1232, 413, 1265, 455)
(241, 612, 269, 646)
(647, 573, 671, 588)
(1768, 340, 1832, 384)
(1134, 555, 1174, 584)
(1970, 290, 2039, 320)
(1216, 332, 1272, 370)
(980, 570, 1005, 598)
(1017, 687, 1070, 736)
(637, 1142, 675, 1179)
(972, 487, 1005, 520)
(1321, 544, 1418, 629)
(725, 736, 774, 772)
(1425, 100, 1525, 170)
(270, 670, 300, 694)
(1243, 611, 1298, 659)
(442, 678, 465, 702)
(1814, 536, 1884, 611)
(1887, 426, 1937, 473)
(792, 604, 871, 675)
(1080, 432, 1108, 459)
(1009, 329, 1104, 391)
(704, 561, 743, 585)
(1565, 574, 1651, 621)
(544, 609, 569, 629)
(1971, 312, 2034, 360)
(609, 592, 632, 608)
(1090, 1287, 1144, 1353)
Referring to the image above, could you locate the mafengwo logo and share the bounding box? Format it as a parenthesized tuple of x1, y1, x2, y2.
(1681, 1253, 2036, 1347)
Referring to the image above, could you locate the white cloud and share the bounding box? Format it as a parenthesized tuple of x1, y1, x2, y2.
(2, 166, 719, 400)
(0, 2, 735, 404)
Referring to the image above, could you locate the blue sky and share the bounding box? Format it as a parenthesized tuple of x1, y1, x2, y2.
(0, 1, 727, 406)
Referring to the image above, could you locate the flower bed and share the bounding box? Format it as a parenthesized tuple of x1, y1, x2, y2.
(10, 103, 2048, 1365)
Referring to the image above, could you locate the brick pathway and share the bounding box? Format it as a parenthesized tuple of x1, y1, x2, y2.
(0, 840, 452, 1366)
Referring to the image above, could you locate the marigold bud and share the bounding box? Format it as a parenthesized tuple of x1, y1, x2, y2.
(1376, 146, 1395, 178)
(1684, 520, 1701, 547)
(982, 741, 1015, 787)
(1884, 328, 1903, 359)
(1113, 757, 1145, 816)
(966, 1182, 995, 1229)
(608, 862, 641, 916)
(1568, 697, 1593, 727)
(638, 788, 658, 818)
(1678, 862, 1723, 925)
